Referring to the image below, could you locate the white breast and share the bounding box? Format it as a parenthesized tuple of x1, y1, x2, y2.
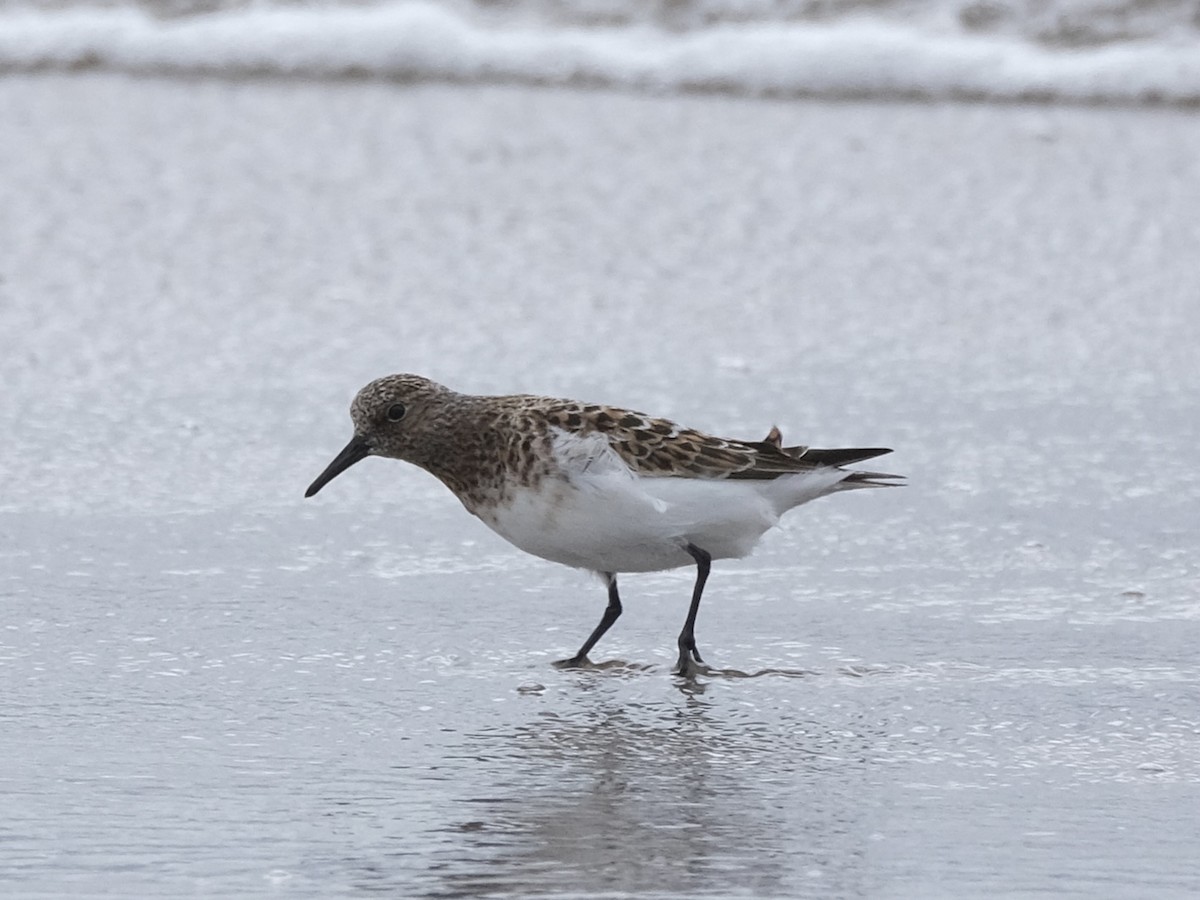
(473, 428, 850, 574)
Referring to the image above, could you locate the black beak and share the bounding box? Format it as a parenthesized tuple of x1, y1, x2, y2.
(305, 435, 371, 497)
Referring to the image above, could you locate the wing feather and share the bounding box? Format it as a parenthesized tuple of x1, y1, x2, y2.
(539, 401, 892, 481)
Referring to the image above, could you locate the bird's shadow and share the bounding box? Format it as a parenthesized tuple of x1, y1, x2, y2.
(551, 657, 906, 682)
(552, 657, 818, 680)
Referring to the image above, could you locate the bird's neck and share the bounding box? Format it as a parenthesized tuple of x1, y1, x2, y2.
(416, 398, 548, 514)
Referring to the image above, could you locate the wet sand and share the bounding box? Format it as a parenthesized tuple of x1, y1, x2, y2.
(2, 73, 1199, 897)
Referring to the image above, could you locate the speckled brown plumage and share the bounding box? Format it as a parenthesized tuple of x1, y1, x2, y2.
(333, 374, 893, 513)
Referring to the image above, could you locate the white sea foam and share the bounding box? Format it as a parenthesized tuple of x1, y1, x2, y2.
(2, 2, 1200, 104)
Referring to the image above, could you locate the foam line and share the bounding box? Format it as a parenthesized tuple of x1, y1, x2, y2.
(3, 3, 1200, 104)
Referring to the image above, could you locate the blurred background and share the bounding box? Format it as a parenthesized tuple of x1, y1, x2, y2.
(4, 0, 1200, 102)
(2, 2, 1199, 898)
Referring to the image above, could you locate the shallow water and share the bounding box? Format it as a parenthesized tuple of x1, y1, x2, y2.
(3, 74, 1200, 897)
(6, 507, 1199, 897)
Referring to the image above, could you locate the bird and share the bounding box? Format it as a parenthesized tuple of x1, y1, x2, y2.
(305, 374, 901, 676)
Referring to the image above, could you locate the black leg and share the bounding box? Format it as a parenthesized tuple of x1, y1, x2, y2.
(676, 543, 711, 675)
(561, 573, 622, 666)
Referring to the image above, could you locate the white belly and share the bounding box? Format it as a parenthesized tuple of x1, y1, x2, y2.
(474, 468, 843, 574)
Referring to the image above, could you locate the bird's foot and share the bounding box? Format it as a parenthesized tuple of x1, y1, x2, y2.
(674, 656, 714, 679)
(674, 642, 707, 678)
(552, 655, 591, 669)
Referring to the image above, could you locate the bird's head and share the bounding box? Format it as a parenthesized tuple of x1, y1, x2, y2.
(304, 373, 451, 497)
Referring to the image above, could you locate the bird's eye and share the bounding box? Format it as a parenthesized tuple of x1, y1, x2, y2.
(386, 403, 407, 422)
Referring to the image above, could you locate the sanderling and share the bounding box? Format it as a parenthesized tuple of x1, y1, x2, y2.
(305, 374, 901, 676)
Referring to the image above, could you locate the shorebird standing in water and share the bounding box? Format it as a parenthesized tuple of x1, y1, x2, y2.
(306, 374, 900, 676)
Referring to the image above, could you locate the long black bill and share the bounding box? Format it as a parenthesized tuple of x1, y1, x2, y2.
(305, 435, 371, 498)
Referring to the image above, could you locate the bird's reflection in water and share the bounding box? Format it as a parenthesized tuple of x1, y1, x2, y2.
(423, 668, 882, 898)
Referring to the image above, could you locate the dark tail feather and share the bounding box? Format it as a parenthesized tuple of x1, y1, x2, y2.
(749, 435, 901, 485)
(841, 469, 905, 488)
(799, 447, 893, 467)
